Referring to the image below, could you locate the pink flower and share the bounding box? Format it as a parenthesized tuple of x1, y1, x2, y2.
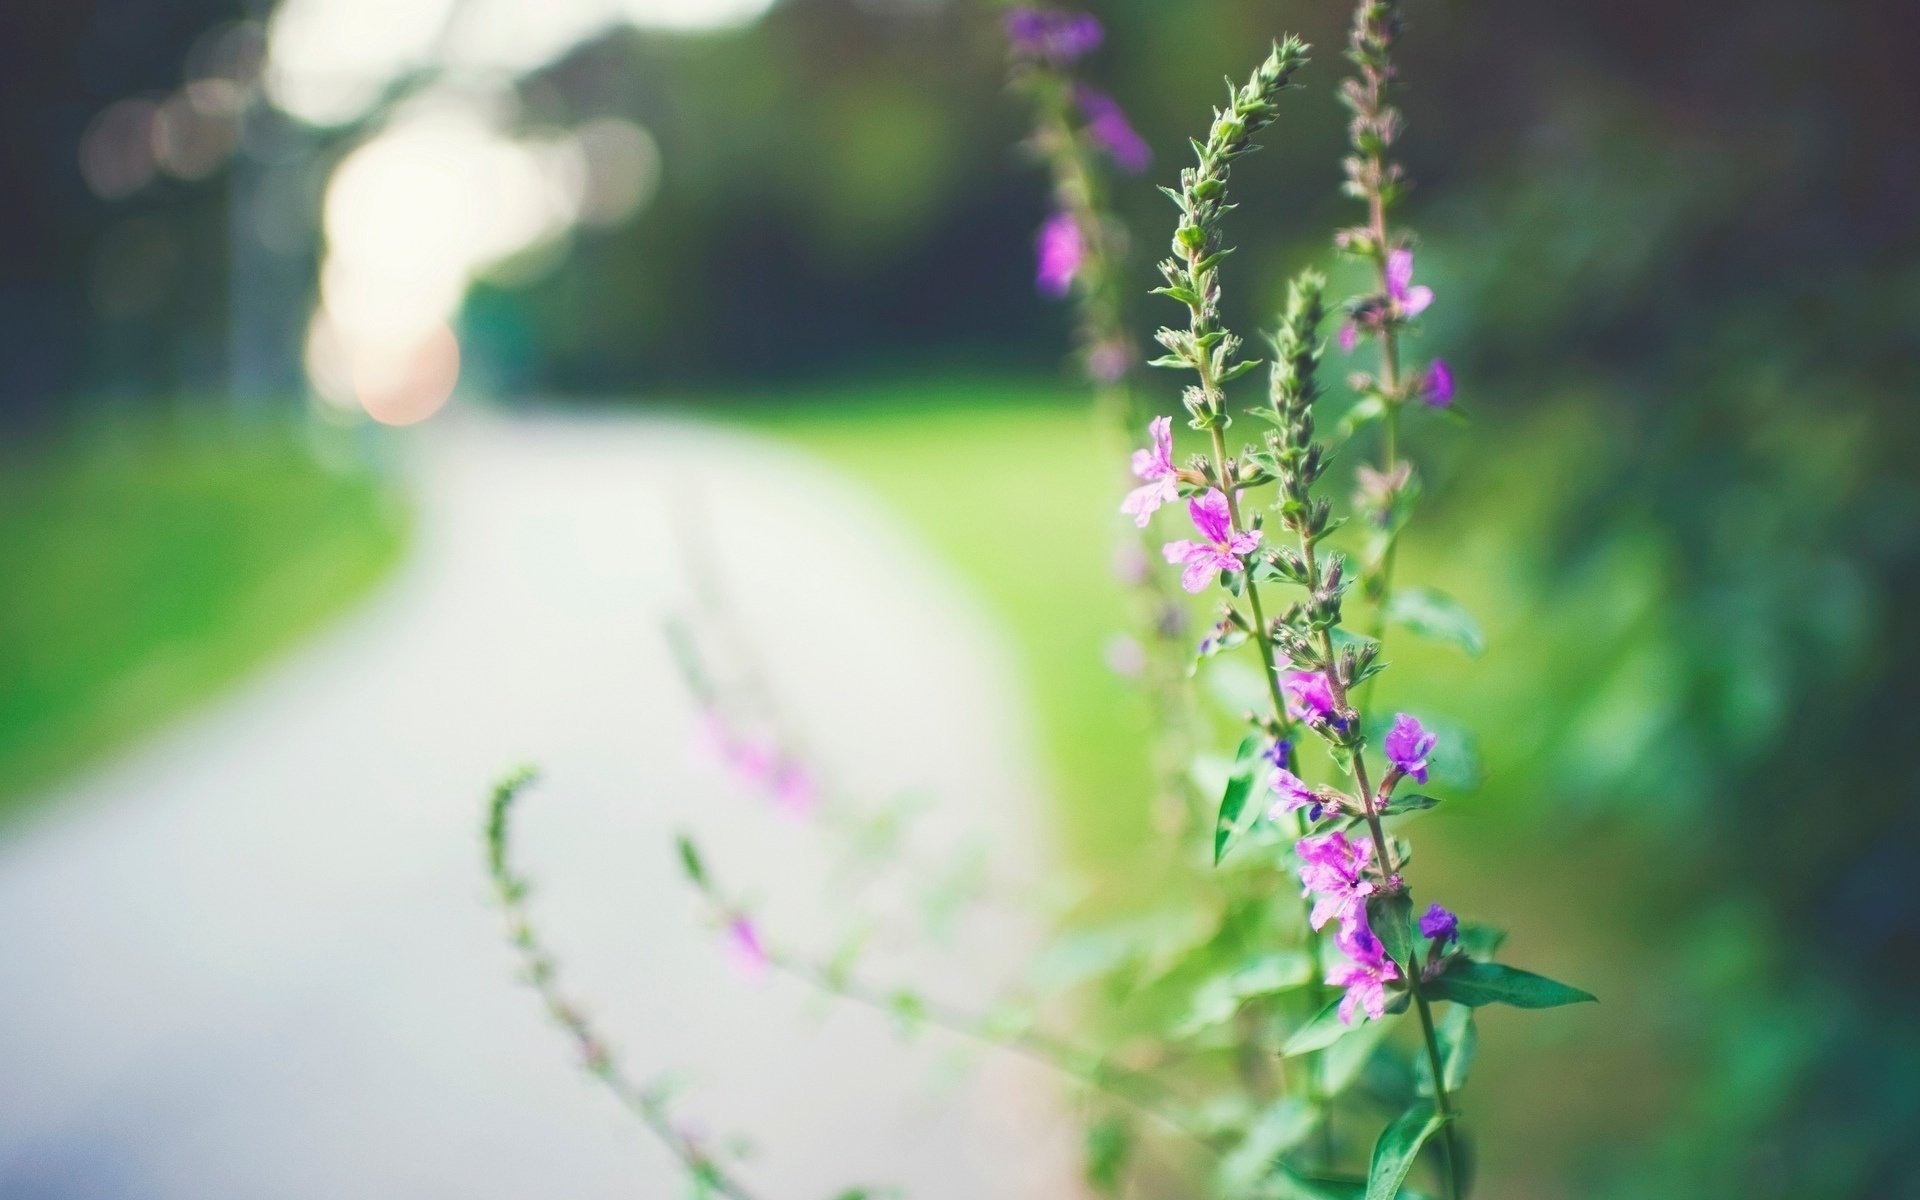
(771, 763, 818, 819)
(1161, 489, 1261, 593)
(1281, 670, 1337, 724)
(1004, 8, 1103, 64)
(1419, 359, 1454, 407)
(1384, 712, 1438, 784)
(1120, 416, 1178, 526)
(725, 917, 769, 983)
(1297, 830, 1376, 935)
(1268, 767, 1317, 819)
(1337, 322, 1359, 353)
(1328, 921, 1400, 1024)
(1035, 211, 1083, 298)
(1386, 248, 1432, 317)
(1075, 85, 1151, 174)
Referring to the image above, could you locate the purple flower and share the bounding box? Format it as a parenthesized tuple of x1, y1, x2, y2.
(1104, 633, 1146, 677)
(1264, 738, 1293, 770)
(1075, 85, 1151, 173)
(1120, 415, 1178, 526)
(1419, 903, 1459, 947)
(1004, 8, 1103, 64)
(1281, 670, 1337, 724)
(1087, 338, 1132, 383)
(1337, 322, 1359, 353)
(1419, 359, 1454, 407)
(1383, 712, 1438, 784)
(1162, 489, 1261, 593)
(725, 917, 770, 983)
(1328, 920, 1400, 1024)
(1035, 211, 1084, 298)
(1386, 248, 1433, 317)
(772, 763, 818, 819)
(1268, 767, 1317, 820)
(1296, 830, 1376, 935)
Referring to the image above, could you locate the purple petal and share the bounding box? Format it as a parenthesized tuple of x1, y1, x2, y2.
(1386, 248, 1415, 301)
(1420, 359, 1454, 407)
(1187, 488, 1234, 546)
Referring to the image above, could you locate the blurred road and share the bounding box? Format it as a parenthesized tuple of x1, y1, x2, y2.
(0, 412, 1080, 1199)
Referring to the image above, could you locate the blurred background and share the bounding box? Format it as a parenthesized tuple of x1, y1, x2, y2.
(2, 0, 1918, 1196)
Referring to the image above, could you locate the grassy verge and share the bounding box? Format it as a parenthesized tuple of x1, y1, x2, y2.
(0, 418, 407, 821)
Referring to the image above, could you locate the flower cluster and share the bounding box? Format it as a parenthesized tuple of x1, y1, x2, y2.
(700, 709, 820, 819)
(1162, 489, 1261, 593)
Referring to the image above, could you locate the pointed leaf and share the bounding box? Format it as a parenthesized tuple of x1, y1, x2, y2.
(1213, 733, 1265, 865)
(1425, 960, 1596, 1009)
(1365, 1103, 1448, 1200)
(1416, 1006, 1476, 1096)
(1283, 996, 1371, 1056)
(1382, 587, 1486, 657)
(1367, 891, 1415, 971)
(1219, 1096, 1319, 1192)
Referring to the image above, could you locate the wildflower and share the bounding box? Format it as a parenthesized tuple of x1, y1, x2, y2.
(1120, 415, 1177, 526)
(1354, 461, 1411, 525)
(1337, 322, 1359, 353)
(1264, 738, 1293, 770)
(725, 917, 769, 983)
(1087, 338, 1132, 383)
(1419, 902, 1459, 948)
(1328, 920, 1400, 1024)
(1281, 670, 1337, 724)
(1419, 359, 1454, 407)
(771, 763, 818, 819)
(1075, 85, 1150, 173)
(1162, 489, 1261, 593)
(1383, 712, 1437, 784)
(1004, 8, 1103, 64)
(1268, 766, 1317, 820)
(1035, 211, 1084, 298)
(1386, 247, 1433, 317)
(1104, 633, 1146, 677)
(1296, 830, 1376, 935)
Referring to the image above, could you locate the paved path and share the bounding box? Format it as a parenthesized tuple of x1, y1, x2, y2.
(0, 413, 1081, 1199)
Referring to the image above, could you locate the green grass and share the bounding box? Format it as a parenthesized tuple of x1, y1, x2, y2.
(737, 377, 1158, 871)
(0, 418, 407, 821)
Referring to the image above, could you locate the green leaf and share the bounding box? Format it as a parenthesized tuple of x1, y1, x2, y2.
(1283, 997, 1372, 1056)
(1456, 922, 1506, 960)
(1368, 891, 1415, 971)
(1214, 733, 1266, 865)
(1425, 960, 1597, 1009)
(1416, 1006, 1476, 1096)
(1083, 1115, 1131, 1195)
(1385, 792, 1443, 815)
(1219, 1096, 1319, 1192)
(1382, 587, 1486, 657)
(675, 834, 708, 889)
(1321, 1005, 1398, 1092)
(1172, 951, 1316, 1037)
(1365, 1103, 1449, 1200)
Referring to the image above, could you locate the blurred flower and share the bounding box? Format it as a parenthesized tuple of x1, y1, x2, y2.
(1162, 489, 1261, 593)
(1384, 712, 1437, 784)
(1075, 85, 1150, 173)
(1282, 670, 1337, 724)
(1004, 8, 1103, 64)
(1086, 338, 1133, 382)
(1337, 322, 1359, 353)
(1035, 210, 1084, 298)
(725, 917, 769, 983)
(1120, 415, 1177, 526)
(1297, 830, 1376, 935)
(1386, 248, 1433, 317)
(771, 763, 818, 820)
(1104, 634, 1147, 677)
(1419, 903, 1459, 947)
(1419, 359, 1455, 407)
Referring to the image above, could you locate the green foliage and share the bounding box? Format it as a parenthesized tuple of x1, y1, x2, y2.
(0, 419, 405, 818)
(1083, 1114, 1132, 1195)
(1365, 1103, 1449, 1200)
(1214, 732, 1266, 864)
(1381, 588, 1485, 657)
(1424, 960, 1596, 1009)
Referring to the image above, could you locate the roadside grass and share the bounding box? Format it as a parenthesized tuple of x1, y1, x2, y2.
(0, 418, 407, 822)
